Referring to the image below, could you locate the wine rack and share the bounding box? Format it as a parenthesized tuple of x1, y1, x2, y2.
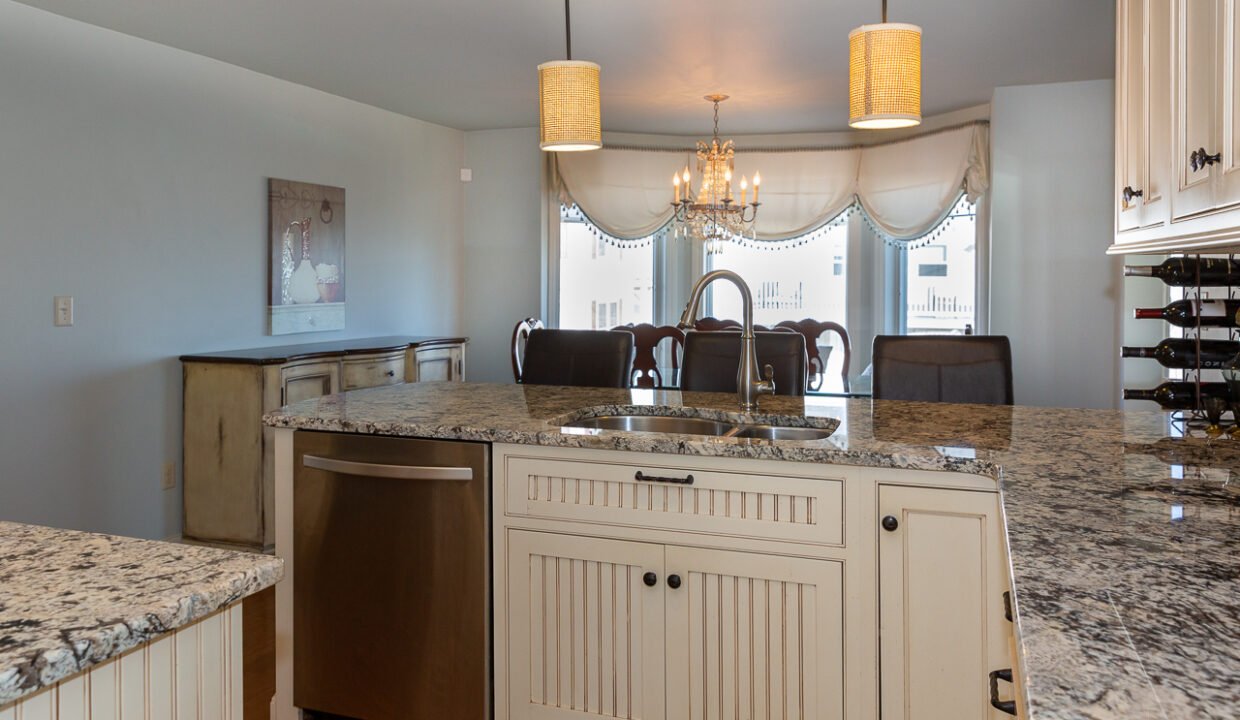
(1123, 254, 1239, 425)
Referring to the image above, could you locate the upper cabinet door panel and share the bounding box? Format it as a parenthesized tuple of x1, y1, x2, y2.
(1218, 0, 1240, 207)
(1174, 0, 1219, 220)
(1145, 0, 1175, 224)
(1118, 0, 1146, 232)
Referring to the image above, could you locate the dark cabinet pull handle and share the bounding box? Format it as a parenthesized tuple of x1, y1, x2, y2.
(881, 515, 899, 532)
(989, 669, 1017, 715)
(643, 572, 658, 587)
(635, 471, 695, 485)
(1003, 591, 1013, 622)
(385, 370, 396, 377)
(1191, 148, 1223, 172)
(1122, 186, 1143, 204)
(667, 574, 682, 589)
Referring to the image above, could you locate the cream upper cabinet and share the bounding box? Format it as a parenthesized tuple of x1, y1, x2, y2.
(1118, 0, 1173, 232)
(1110, 0, 1240, 253)
(1172, 0, 1219, 220)
(877, 485, 1012, 720)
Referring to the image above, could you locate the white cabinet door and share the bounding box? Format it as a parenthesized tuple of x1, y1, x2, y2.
(505, 531, 666, 720)
(1217, 0, 1240, 207)
(1118, 0, 1149, 231)
(665, 546, 844, 720)
(1173, 0, 1221, 219)
(877, 486, 1009, 720)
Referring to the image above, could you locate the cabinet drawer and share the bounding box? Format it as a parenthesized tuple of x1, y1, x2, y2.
(504, 456, 844, 546)
(341, 352, 405, 390)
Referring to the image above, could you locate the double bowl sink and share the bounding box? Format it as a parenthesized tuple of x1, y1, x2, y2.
(563, 414, 836, 441)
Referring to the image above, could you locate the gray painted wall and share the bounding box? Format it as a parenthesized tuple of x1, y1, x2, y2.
(462, 129, 544, 383)
(0, 3, 464, 539)
(990, 79, 1120, 409)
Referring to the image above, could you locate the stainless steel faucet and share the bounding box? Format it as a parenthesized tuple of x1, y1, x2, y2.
(677, 270, 776, 410)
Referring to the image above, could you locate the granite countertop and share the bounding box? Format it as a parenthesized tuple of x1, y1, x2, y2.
(264, 382, 1240, 720)
(0, 522, 283, 706)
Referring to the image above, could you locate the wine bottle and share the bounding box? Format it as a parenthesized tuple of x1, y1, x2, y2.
(1123, 257, 1240, 286)
(1123, 382, 1230, 410)
(1120, 339, 1240, 369)
(1133, 298, 1240, 328)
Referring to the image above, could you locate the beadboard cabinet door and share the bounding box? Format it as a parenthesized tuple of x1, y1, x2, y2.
(665, 546, 844, 720)
(877, 486, 1009, 720)
(505, 531, 666, 720)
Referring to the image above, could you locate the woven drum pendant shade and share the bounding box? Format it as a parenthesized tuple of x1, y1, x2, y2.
(539, 60, 602, 151)
(848, 22, 922, 129)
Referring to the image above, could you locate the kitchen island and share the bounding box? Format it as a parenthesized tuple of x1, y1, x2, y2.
(265, 381, 1240, 720)
(0, 521, 282, 716)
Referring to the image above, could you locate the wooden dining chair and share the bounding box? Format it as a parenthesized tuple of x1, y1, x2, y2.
(613, 323, 685, 389)
(510, 317, 544, 382)
(692, 316, 743, 332)
(775, 319, 853, 392)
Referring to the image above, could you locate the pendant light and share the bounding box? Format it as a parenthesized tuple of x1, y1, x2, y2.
(538, 0, 602, 151)
(848, 0, 921, 129)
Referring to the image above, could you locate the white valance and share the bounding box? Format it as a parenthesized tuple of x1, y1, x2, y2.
(554, 122, 989, 243)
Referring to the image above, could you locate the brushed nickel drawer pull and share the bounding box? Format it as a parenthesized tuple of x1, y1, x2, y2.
(303, 455, 473, 481)
(634, 471, 694, 485)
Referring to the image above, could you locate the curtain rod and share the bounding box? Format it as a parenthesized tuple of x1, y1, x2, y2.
(601, 119, 989, 154)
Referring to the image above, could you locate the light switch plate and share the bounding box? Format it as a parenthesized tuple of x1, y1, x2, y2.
(460, 168, 473, 182)
(54, 296, 73, 327)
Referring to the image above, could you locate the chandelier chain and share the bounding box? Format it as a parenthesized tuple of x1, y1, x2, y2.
(713, 99, 720, 140)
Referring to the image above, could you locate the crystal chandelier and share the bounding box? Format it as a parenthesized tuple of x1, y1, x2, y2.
(670, 95, 761, 254)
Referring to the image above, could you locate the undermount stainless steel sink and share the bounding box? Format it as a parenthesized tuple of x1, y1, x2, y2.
(727, 424, 836, 441)
(565, 415, 736, 436)
(562, 414, 836, 441)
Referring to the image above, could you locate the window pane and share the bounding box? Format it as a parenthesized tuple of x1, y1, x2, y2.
(559, 219, 654, 329)
(705, 224, 848, 379)
(903, 198, 976, 334)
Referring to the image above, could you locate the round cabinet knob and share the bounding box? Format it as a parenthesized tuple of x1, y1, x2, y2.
(643, 572, 658, 587)
(667, 574, 682, 590)
(881, 515, 900, 532)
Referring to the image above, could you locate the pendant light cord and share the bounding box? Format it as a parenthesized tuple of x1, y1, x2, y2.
(882, 0, 887, 23)
(565, 0, 572, 60)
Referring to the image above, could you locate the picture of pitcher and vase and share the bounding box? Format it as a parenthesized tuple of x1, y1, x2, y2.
(268, 178, 345, 335)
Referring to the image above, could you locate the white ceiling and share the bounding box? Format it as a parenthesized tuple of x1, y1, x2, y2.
(15, 0, 1114, 135)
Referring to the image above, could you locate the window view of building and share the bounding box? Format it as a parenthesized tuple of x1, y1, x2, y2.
(558, 218, 654, 330)
(902, 197, 977, 334)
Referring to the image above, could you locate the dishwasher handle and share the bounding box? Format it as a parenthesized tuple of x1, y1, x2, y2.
(302, 454, 474, 481)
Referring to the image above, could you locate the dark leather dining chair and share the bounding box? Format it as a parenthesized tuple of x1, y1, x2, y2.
(679, 331, 809, 396)
(871, 335, 1013, 405)
(518, 329, 635, 388)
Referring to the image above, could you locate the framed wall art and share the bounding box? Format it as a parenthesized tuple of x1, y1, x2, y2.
(268, 178, 345, 335)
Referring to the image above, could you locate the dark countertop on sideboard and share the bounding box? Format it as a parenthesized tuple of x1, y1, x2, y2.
(179, 335, 468, 365)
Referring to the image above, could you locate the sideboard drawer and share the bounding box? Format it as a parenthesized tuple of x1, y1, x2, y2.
(503, 455, 844, 546)
(341, 352, 405, 390)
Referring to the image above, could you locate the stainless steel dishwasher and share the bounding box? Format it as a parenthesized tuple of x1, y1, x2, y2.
(293, 431, 490, 719)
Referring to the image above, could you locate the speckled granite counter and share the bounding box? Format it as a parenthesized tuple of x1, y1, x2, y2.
(0, 522, 283, 705)
(265, 382, 1240, 720)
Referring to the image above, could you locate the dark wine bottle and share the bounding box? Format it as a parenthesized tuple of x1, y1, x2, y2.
(1123, 257, 1240, 287)
(1133, 298, 1240, 328)
(1123, 382, 1230, 410)
(1121, 339, 1240, 368)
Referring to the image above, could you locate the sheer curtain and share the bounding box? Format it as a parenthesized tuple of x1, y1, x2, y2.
(552, 122, 990, 244)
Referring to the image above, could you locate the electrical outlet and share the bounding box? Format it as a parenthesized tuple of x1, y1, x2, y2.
(161, 462, 176, 490)
(54, 296, 73, 327)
